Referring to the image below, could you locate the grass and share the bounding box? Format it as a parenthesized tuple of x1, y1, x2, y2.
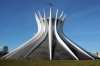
(0, 58, 100, 66)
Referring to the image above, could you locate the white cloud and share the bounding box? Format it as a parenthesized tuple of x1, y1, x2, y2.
(67, 7, 100, 19)
(32, 33, 36, 36)
(8, 48, 14, 52)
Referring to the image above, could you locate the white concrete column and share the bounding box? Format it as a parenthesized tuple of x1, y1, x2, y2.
(49, 8, 52, 60)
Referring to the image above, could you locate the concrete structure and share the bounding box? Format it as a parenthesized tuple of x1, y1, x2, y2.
(0, 46, 8, 56)
(3, 8, 96, 60)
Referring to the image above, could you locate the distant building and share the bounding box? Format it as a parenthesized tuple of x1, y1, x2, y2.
(90, 52, 100, 58)
(0, 46, 8, 56)
(98, 53, 100, 58)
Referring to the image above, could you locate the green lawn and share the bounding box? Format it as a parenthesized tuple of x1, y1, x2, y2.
(0, 58, 100, 66)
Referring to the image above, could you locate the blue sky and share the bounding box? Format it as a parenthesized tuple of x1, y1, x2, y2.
(0, 0, 100, 52)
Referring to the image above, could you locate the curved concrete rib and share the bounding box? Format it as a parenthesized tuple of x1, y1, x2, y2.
(54, 9, 79, 60)
(4, 12, 44, 58)
(59, 11, 64, 19)
(24, 9, 48, 59)
(57, 14, 95, 60)
(49, 8, 53, 60)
